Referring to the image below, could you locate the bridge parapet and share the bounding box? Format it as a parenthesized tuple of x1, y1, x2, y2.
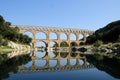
(18, 63, 94, 73)
(12, 25, 94, 33)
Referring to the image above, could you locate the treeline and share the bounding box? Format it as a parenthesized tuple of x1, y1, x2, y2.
(0, 15, 32, 46)
(86, 20, 120, 44)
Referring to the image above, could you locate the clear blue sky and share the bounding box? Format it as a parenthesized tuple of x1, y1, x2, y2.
(0, 0, 120, 30)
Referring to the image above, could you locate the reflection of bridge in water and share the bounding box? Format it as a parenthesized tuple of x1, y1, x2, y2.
(18, 51, 94, 73)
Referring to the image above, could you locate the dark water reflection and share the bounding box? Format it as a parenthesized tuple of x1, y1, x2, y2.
(0, 50, 119, 80)
(86, 54, 120, 79)
(0, 51, 31, 80)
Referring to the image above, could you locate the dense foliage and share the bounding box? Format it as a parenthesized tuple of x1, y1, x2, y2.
(0, 53, 31, 79)
(0, 15, 32, 46)
(86, 20, 120, 44)
(93, 40, 103, 47)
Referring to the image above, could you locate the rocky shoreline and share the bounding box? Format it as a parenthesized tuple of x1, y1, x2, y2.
(90, 43, 120, 55)
(71, 43, 120, 55)
(8, 41, 32, 50)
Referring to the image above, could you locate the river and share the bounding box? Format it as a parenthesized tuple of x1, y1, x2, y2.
(0, 50, 119, 80)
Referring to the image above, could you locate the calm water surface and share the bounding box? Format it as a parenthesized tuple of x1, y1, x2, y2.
(0, 50, 119, 80)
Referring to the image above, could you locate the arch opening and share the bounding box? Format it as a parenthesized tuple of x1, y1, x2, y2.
(79, 34, 84, 41)
(70, 53, 77, 57)
(24, 31, 33, 46)
(70, 33, 76, 40)
(60, 41, 69, 47)
(49, 32, 57, 40)
(60, 59, 67, 66)
(36, 51, 46, 58)
(24, 60, 33, 68)
(79, 59, 84, 65)
(70, 59, 77, 66)
(35, 60, 46, 67)
(49, 60, 57, 67)
(36, 41, 46, 49)
(70, 42, 78, 47)
(60, 52, 69, 58)
(36, 32, 46, 40)
(24, 31, 33, 38)
(60, 32, 67, 40)
(49, 52, 57, 58)
(50, 41, 58, 47)
(86, 34, 89, 37)
(79, 42, 85, 46)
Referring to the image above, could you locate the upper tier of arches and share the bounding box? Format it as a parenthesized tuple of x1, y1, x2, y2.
(17, 25, 94, 41)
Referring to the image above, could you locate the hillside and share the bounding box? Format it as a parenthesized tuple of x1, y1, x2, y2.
(0, 15, 32, 46)
(86, 20, 120, 44)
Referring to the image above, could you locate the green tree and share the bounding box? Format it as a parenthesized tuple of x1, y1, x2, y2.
(0, 15, 32, 45)
(108, 42, 112, 47)
(117, 35, 120, 42)
(0, 15, 5, 26)
(93, 40, 103, 47)
(0, 35, 3, 46)
(86, 20, 120, 44)
(0, 35, 3, 43)
(2, 39, 8, 46)
(60, 42, 68, 47)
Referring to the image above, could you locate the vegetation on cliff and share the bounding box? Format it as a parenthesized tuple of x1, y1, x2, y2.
(0, 15, 32, 46)
(86, 20, 120, 44)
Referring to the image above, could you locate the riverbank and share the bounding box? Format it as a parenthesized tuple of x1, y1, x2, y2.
(0, 46, 14, 53)
(0, 41, 33, 54)
(71, 42, 120, 55)
(91, 43, 120, 55)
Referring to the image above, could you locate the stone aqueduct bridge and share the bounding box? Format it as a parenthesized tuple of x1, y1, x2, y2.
(15, 25, 94, 48)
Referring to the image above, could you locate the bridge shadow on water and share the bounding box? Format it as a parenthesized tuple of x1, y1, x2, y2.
(0, 49, 120, 80)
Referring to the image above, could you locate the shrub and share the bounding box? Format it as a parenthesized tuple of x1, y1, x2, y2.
(114, 42, 120, 47)
(78, 47, 87, 52)
(117, 35, 120, 42)
(93, 40, 103, 47)
(2, 39, 8, 46)
(108, 42, 112, 47)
